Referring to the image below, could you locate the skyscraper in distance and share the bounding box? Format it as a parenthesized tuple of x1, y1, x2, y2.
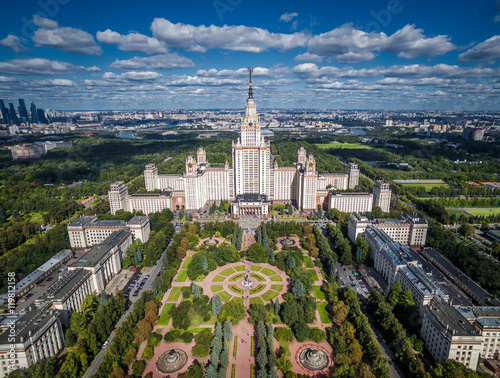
(30, 102, 38, 123)
(18, 99, 29, 123)
(0, 100, 9, 125)
(8, 103, 18, 125)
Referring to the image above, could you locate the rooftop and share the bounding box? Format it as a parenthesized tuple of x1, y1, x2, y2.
(45, 269, 90, 301)
(427, 300, 481, 337)
(234, 193, 270, 203)
(72, 230, 130, 268)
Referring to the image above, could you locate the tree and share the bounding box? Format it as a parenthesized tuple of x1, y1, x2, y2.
(192, 283, 202, 299)
(371, 207, 384, 218)
(247, 243, 267, 262)
(211, 294, 223, 317)
(274, 300, 281, 316)
(200, 255, 209, 270)
(220, 298, 246, 324)
(292, 280, 305, 299)
(459, 223, 474, 238)
(332, 301, 348, 324)
(292, 320, 310, 342)
(223, 319, 233, 341)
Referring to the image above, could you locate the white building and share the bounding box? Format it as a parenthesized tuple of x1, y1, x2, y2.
(67, 215, 150, 249)
(110, 70, 363, 216)
(348, 213, 428, 247)
(327, 192, 373, 213)
(0, 303, 64, 377)
(421, 300, 482, 371)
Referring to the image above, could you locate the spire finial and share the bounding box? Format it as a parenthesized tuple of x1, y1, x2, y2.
(248, 67, 253, 99)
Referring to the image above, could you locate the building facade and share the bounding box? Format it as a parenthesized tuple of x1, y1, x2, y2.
(348, 213, 428, 247)
(373, 180, 392, 213)
(67, 215, 150, 249)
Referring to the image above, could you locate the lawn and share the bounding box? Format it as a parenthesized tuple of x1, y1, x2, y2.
(170, 327, 210, 334)
(261, 290, 280, 302)
(250, 297, 264, 305)
(233, 337, 238, 357)
(175, 270, 188, 282)
(312, 286, 325, 300)
(270, 275, 282, 282)
(250, 285, 265, 294)
(251, 337, 254, 357)
(315, 142, 371, 150)
(318, 302, 332, 323)
(167, 287, 182, 302)
(303, 256, 314, 269)
(229, 285, 244, 294)
(250, 273, 265, 281)
(234, 265, 245, 271)
(181, 256, 192, 269)
(251, 266, 262, 271)
(229, 273, 245, 282)
(401, 183, 449, 191)
(446, 207, 500, 216)
(157, 303, 174, 325)
(213, 275, 226, 282)
(307, 269, 318, 282)
(211, 285, 223, 293)
(220, 267, 236, 276)
(270, 285, 283, 291)
(261, 267, 276, 276)
(219, 291, 232, 302)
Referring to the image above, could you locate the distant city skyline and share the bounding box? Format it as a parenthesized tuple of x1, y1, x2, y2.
(0, 0, 499, 111)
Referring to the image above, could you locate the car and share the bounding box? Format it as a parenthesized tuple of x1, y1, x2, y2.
(145, 275, 150, 279)
(20, 299, 26, 303)
(102, 341, 109, 349)
(40, 284, 45, 287)
(124, 293, 129, 298)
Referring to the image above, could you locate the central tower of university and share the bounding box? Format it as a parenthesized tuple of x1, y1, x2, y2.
(107, 70, 390, 218)
(232, 68, 271, 197)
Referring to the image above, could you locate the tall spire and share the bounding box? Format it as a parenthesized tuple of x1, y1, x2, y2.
(248, 67, 253, 99)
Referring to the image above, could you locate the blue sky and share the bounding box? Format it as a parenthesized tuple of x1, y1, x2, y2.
(0, 0, 499, 110)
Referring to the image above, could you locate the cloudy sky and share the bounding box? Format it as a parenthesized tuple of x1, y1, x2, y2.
(0, 0, 499, 111)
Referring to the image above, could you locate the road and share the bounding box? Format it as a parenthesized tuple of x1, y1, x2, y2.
(83, 246, 167, 378)
(336, 262, 404, 378)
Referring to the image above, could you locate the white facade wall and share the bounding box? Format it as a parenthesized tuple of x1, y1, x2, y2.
(273, 168, 295, 201)
(329, 194, 373, 213)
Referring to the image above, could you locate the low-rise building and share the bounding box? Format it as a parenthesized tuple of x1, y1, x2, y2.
(67, 215, 150, 249)
(348, 213, 427, 247)
(421, 300, 483, 370)
(0, 303, 64, 377)
(327, 192, 373, 213)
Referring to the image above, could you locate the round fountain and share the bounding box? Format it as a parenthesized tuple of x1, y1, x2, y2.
(296, 345, 332, 374)
(156, 349, 188, 374)
(242, 273, 253, 287)
(204, 237, 218, 247)
(280, 236, 296, 246)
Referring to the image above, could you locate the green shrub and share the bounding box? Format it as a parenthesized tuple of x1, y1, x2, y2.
(181, 332, 194, 343)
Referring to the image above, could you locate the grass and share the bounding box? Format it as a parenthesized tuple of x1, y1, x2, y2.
(312, 286, 325, 300)
(446, 207, 500, 216)
(250, 297, 264, 305)
(261, 290, 280, 302)
(303, 256, 314, 268)
(170, 327, 209, 334)
(315, 142, 371, 150)
(250, 285, 265, 294)
(181, 256, 192, 269)
(201, 314, 218, 325)
(213, 275, 226, 282)
(228, 285, 244, 294)
(220, 267, 236, 276)
(270, 285, 283, 291)
(251, 337, 254, 356)
(233, 337, 238, 357)
(250, 364, 254, 377)
(270, 275, 282, 282)
(307, 269, 318, 282)
(219, 291, 232, 303)
(167, 287, 182, 302)
(234, 265, 245, 271)
(232, 364, 236, 378)
(318, 302, 332, 323)
(175, 270, 188, 282)
(229, 273, 245, 282)
(250, 273, 265, 281)
(401, 183, 449, 191)
(251, 266, 262, 271)
(261, 267, 276, 276)
(157, 303, 174, 325)
(211, 285, 223, 292)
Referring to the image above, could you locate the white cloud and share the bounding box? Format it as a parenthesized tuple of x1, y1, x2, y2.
(458, 35, 500, 62)
(96, 29, 167, 54)
(196, 66, 289, 78)
(0, 76, 18, 83)
(86, 66, 101, 72)
(151, 18, 309, 53)
(307, 23, 455, 62)
(109, 53, 194, 70)
(280, 12, 299, 22)
(102, 71, 162, 81)
(35, 78, 77, 86)
(32, 20, 102, 55)
(0, 58, 79, 75)
(167, 75, 242, 86)
(294, 52, 323, 63)
(0, 35, 28, 52)
(32, 15, 59, 29)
